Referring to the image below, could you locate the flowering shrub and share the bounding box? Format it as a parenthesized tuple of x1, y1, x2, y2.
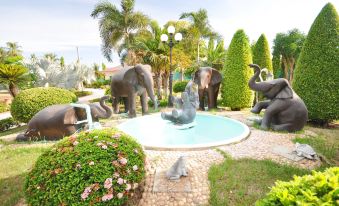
(256, 167, 339, 205)
(25, 129, 146, 206)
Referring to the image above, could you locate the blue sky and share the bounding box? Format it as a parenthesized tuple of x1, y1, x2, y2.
(0, 0, 337, 67)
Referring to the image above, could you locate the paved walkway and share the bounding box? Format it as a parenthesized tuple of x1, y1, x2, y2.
(0, 88, 105, 120)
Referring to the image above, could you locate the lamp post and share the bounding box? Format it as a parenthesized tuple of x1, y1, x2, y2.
(161, 25, 183, 107)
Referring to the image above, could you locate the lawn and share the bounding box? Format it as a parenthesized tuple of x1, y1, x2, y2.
(208, 152, 310, 206)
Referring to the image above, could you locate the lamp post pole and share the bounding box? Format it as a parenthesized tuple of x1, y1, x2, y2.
(161, 26, 182, 107)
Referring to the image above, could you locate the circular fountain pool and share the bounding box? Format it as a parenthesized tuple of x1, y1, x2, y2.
(117, 113, 250, 150)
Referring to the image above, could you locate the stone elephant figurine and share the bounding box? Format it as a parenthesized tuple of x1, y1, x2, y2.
(16, 96, 113, 141)
(161, 81, 199, 124)
(248, 64, 308, 132)
(110, 64, 158, 118)
(194, 67, 222, 110)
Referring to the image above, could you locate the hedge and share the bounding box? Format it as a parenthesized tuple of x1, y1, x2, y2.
(10, 87, 77, 123)
(253, 34, 273, 76)
(173, 80, 189, 93)
(292, 3, 339, 123)
(25, 129, 146, 206)
(221, 29, 254, 110)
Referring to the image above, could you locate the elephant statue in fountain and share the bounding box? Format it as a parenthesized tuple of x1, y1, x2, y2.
(248, 64, 308, 132)
(16, 96, 112, 141)
(161, 80, 199, 124)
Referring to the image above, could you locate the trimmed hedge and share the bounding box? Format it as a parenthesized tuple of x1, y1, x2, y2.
(25, 129, 146, 206)
(10, 87, 77, 123)
(173, 80, 189, 93)
(253, 34, 273, 75)
(0, 102, 9, 113)
(256, 167, 339, 205)
(221, 29, 254, 110)
(0, 117, 19, 131)
(292, 3, 339, 123)
(148, 98, 168, 107)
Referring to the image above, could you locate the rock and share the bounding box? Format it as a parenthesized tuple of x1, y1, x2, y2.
(166, 156, 188, 180)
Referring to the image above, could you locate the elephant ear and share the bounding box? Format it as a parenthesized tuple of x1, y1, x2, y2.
(124, 67, 139, 85)
(63, 108, 77, 125)
(266, 79, 293, 99)
(211, 68, 222, 85)
(193, 70, 200, 84)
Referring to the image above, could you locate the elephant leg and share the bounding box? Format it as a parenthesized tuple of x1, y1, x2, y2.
(271, 123, 295, 132)
(161, 112, 174, 122)
(251, 100, 271, 114)
(207, 87, 214, 109)
(123, 97, 129, 113)
(112, 96, 120, 114)
(128, 92, 137, 118)
(261, 101, 287, 130)
(214, 85, 220, 108)
(198, 89, 205, 111)
(140, 93, 149, 115)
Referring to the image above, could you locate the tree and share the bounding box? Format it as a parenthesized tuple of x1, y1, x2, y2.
(44, 53, 58, 62)
(179, 9, 217, 64)
(221, 29, 254, 110)
(60, 56, 65, 68)
(0, 64, 29, 97)
(6, 42, 22, 56)
(272, 29, 306, 82)
(292, 3, 339, 124)
(253, 34, 273, 76)
(204, 39, 226, 70)
(91, 0, 149, 62)
(272, 55, 283, 78)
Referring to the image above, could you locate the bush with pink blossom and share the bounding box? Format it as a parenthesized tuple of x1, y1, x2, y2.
(24, 128, 145, 206)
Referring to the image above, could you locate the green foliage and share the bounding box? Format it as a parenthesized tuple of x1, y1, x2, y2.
(0, 102, 9, 113)
(148, 99, 168, 107)
(0, 117, 19, 132)
(292, 3, 339, 123)
(10, 87, 77, 123)
(173, 80, 189, 93)
(272, 55, 284, 78)
(253, 34, 273, 74)
(256, 167, 339, 205)
(71, 90, 93, 97)
(221, 29, 254, 110)
(90, 79, 111, 88)
(0, 63, 30, 96)
(205, 39, 226, 70)
(25, 129, 146, 206)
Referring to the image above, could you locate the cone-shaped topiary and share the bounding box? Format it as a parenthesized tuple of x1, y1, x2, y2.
(221, 29, 254, 110)
(253, 34, 273, 75)
(292, 3, 339, 123)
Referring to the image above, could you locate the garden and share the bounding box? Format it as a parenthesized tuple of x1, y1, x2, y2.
(0, 1, 338, 206)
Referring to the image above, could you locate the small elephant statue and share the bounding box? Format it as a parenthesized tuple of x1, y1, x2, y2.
(194, 67, 222, 110)
(110, 64, 158, 118)
(161, 81, 198, 124)
(16, 96, 112, 141)
(248, 64, 308, 132)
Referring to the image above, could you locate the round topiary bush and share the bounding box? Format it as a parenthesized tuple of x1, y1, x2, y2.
(10, 87, 77, 123)
(173, 80, 189, 93)
(25, 129, 146, 206)
(256, 167, 339, 205)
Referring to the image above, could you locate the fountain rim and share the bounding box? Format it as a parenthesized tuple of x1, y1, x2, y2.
(117, 112, 250, 151)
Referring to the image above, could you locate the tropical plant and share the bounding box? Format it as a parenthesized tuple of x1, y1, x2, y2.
(6, 42, 22, 56)
(91, 0, 149, 63)
(204, 39, 226, 70)
(221, 29, 254, 110)
(272, 29, 306, 82)
(272, 54, 283, 78)
(253, 34, 273, 76)
(292, 3, 339, 124)
(43, 53, 58, 62)
(173, 80, 189, 93)
(0, 64, 29, 97)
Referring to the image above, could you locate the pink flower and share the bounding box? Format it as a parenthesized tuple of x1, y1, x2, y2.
(104, 178, 112, 189)
(101, 193, 113, 202)
(117, 193, 123, 199)
(117, 178, 124, 185)
(119, 158, 128, 165)
(132, 165, 138, 171)
(89, 161, 95, 166)
(81, 192, 89, 200)
(81, 186, 92, 200)
(73, 141, 79, 146)
(133, 183, 139, 189)
(133, 149, 139, 154)
(125, 183, 131, 191)
(113, 172, 120, 178)
(112, 134, 121, 139)
(76, 163, 81, 169)
(101, 145, 108, 150)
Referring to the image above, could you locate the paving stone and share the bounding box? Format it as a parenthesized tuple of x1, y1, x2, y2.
(272, 145, 304, 162)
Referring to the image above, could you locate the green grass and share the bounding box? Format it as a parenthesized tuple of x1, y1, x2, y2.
(0, 145, 51, 206)
(0, 125, 27, 137)
(208, 152, 310, 206)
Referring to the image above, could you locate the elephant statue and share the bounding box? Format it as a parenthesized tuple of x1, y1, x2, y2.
(16, 96, 112, 141)
(110, 64, 158, 118)
(161, 81, 199, 124)
(248, 64, 308, 132)
(194, 67, 222, 110)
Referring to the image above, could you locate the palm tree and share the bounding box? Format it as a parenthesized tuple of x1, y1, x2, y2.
(44, 53, 58, 62)
(205, 39, 226, 70)
(0, 64, 29, 97)
(6, 42, 22, 56)
(179, 9, 217, 64)
(91, 0, 149, 63)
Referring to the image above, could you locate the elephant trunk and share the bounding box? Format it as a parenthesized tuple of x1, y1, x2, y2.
(248, 64, 269, 92)
(97, 96, 113, 118)
(144, 76, 158, 110)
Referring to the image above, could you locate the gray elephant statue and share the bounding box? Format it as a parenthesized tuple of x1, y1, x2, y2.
(110, 64, 158, 118)
(161, 81, 198, 124)
(194, 67, 222, 110)
(248, 64, 308, 132)
(16, 96, 112, 141)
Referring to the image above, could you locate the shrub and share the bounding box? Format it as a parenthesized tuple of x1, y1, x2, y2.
(74, 90, 93, 97)
(148, 98, 168, 107)
(256, 167, 339, 205)
(10, 87, 77, 123)
(173, 80, 189, 93)
(292, 3, 339, 123)
(253, 34, 273, 78)
(221, 29, 254, 110)
(0, 117, 19, 132)
(0, 102, 9, 113)
(25, 129, 146, 206)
